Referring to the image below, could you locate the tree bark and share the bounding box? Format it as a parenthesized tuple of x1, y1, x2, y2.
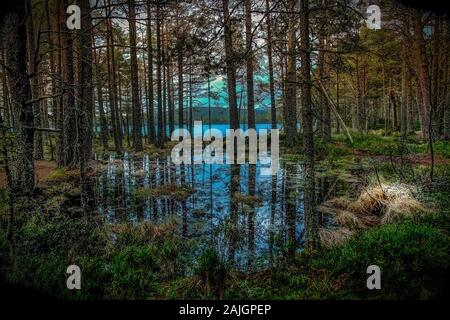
(1, 1, 35, 194)
(106, 1, 122, 153)
(265, 0, 276, 129)
(300, 0, 318, 249)
(222, 0, 239, 131)
(283, 0, 298, 144)
(168, 58, 175, 135)
(61, 0, 77, 167)
(94, 48, 109, 149)
(25, 0, 43, 160)
(156, 3, 164, 147)
(77, 0, 94, 163)
(401, 40, 410, 137)
(412, 13, 431, 140)
(147, 1, 156, 142)
(128, 0, 143, 152)
(244, 0, 255, 130)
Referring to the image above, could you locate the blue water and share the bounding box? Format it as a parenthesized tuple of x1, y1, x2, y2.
(97, 123, 283, 138)
(94, 152, 306, 271)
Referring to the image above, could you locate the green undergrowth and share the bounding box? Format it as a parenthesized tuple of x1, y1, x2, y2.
(0, 192, 448, 299)
(0, 133, 449, 300)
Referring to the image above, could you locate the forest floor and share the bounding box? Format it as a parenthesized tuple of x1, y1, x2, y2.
(0, 160, 57, 189)
(0, 131, 449, 299)
(353, 150, 449, 165)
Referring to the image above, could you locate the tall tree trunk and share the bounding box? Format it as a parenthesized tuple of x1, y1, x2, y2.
(401, 41, 410, 137)
(168, 58, 175, 135)
(25, 0, 43, 160)
(431, 17, 440, 136)
(244, 0, 255, 130)
(319, 0, 331, 141)
(106, 1, 122, 153)
(177, 40, 184, 129)
(300, 0, 318, 249)
(1, 50, 12, 128)
(94, 48, 109, 149)
(443, 21, 450, 140)
(77, 0, 94, 163)
(156, 3, 164, 147)
(354, 56, 365, 132)
(76, 0, 95, 210)
(265, 0, 276, 129)
(61, 0, 77, 167)
(412, 13, 431, 140)
(390, 89, 399, 130)
(1, 1, 35, 194)
(437, 20, 447, 139)
(336, 69, 340, 134)
(222, 0, 239, 131)
(45, 0, 56, 160)
(142, 52, 149, 140)
(222, 1, 240, 263)
(128, 0, 143, 151)
(188, 60, 193, 133)
(284, 0, 297, 145)
(162, 39, 167, 139)
(55, 0, 65, 164)
(146, 1, 155, 143)
(244, 0, 256, 270)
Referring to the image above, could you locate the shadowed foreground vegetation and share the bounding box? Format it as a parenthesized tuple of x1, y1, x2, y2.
(1, 132, 449, 299)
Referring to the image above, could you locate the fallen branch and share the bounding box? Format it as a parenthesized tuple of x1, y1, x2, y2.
(314, 77, 353, 144)
(29, 127, 61, 133)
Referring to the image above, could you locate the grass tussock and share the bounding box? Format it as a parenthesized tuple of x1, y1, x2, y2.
(47, 167, 80, 182)
(319, 183, 428, 247)
(232, 192, 263, 205)
(109, 218, 180, 243)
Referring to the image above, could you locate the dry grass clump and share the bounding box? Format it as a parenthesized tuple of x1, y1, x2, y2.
(324, 197, 351, 210)
(331, 209, 366, 229)
(109, 218, 180, 243)
(319, 227, 355, 248)
(351, 184, 426, 221)
(319, 183, 427, 247)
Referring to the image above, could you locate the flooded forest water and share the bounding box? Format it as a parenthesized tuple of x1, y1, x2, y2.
(89, 151, 356, 272)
